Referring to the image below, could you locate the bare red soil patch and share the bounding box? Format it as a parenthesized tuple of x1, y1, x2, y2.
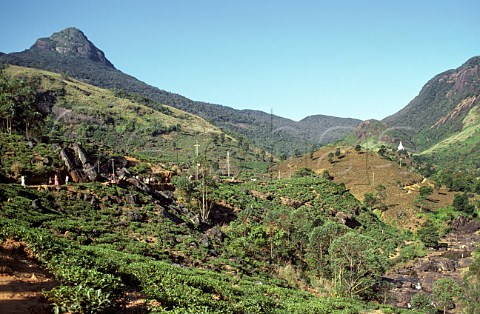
(0, 239, 57, 314)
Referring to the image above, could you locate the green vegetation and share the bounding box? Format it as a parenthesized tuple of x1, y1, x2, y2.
(463, 247, 480, 314)
(0, 66, 270, 180)
(0, 70, 41, 137)
(0, 177, 411, 313)
(0, 32, 361, 158)
(0, 64, 417, 313)
(1, 36, 480, 313)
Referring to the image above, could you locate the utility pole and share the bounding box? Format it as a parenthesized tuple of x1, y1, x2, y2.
(270, 108, 274, 180)
(194, 141, 200, 180)
(227, 151, 230, 177)
(194, 141, 200, 157)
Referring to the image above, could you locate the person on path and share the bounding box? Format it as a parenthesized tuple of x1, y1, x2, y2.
(54, 174, 59, 190)
(65, 175, 69, 185)
(21, 175, 26, 188)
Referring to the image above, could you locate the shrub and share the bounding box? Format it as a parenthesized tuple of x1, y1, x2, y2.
(417, 220, 440, 248)
(292, 167, 315, 178)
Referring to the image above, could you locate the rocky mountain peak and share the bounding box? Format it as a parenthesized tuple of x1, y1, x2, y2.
(31, 27, 114, 68)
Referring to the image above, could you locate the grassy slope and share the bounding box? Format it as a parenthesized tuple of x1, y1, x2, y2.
(421, 105, 480, 157)
(3, 65, 269, 179)
(5, 65, 220, 134)
(274, 146, 458, 229)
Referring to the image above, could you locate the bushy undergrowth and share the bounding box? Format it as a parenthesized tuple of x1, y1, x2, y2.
(0, 179, 414, 313)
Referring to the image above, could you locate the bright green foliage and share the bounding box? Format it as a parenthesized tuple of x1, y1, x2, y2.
(306, 222, 349, 277)
(172, 174, 198, 203)
(0, 176, 409, 313)
(415, 186, 433, 211)
(0, 70, 41, 136)
(410, 292, 436, 313)
(462, 248, 480, 314)
(398, 241, 427, 262)
(212, 176, 405, 299)
(0, 133, 64, 178)
(328, 232, 389, 299)
(419, 186, 433, 199)
(432, 278, 462, 313)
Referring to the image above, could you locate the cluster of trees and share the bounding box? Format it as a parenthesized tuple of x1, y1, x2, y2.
(194, 174, 405, 301)
(0, 169, 401, 313)
(435, 170, 480, 193)
(0, 69, 42, 137)
(306, 222, 389, 298)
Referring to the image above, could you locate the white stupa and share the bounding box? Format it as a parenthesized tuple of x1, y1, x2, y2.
(397, 141, 404, 151)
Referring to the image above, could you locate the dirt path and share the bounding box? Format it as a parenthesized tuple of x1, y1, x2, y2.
(0, 239, 57, 314)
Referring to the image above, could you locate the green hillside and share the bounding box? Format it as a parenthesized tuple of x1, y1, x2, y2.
(0, 63, 429, 313)
(344, 57, 480, 178)
(1, 65, 270, 181)
(419, 104, 480, 176)
(0, 176, 416, 313)
(1, 28, 480, 314)
(383, 56, 480, 150)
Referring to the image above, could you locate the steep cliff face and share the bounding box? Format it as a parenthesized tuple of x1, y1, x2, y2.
(31, 27, 114, 68)
(378, 56, 480, 153)
(383, 57, 480, 132)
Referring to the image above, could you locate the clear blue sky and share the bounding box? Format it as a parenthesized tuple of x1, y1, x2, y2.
(1, 1, 479, 121)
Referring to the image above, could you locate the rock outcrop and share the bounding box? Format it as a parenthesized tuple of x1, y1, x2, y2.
(31, 27, 114, 68)
(60, 143, 98, 182)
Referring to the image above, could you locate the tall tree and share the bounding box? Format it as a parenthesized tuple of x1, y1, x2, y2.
(328, 232, 388, 298)
(462, 249, 480, 314)
(432, 278, 462, 314)
(0, 71, 40, 136)
(306, 221, 349, 278)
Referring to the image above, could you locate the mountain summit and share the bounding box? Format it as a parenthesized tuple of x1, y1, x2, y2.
(31, 27, 114, 67)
